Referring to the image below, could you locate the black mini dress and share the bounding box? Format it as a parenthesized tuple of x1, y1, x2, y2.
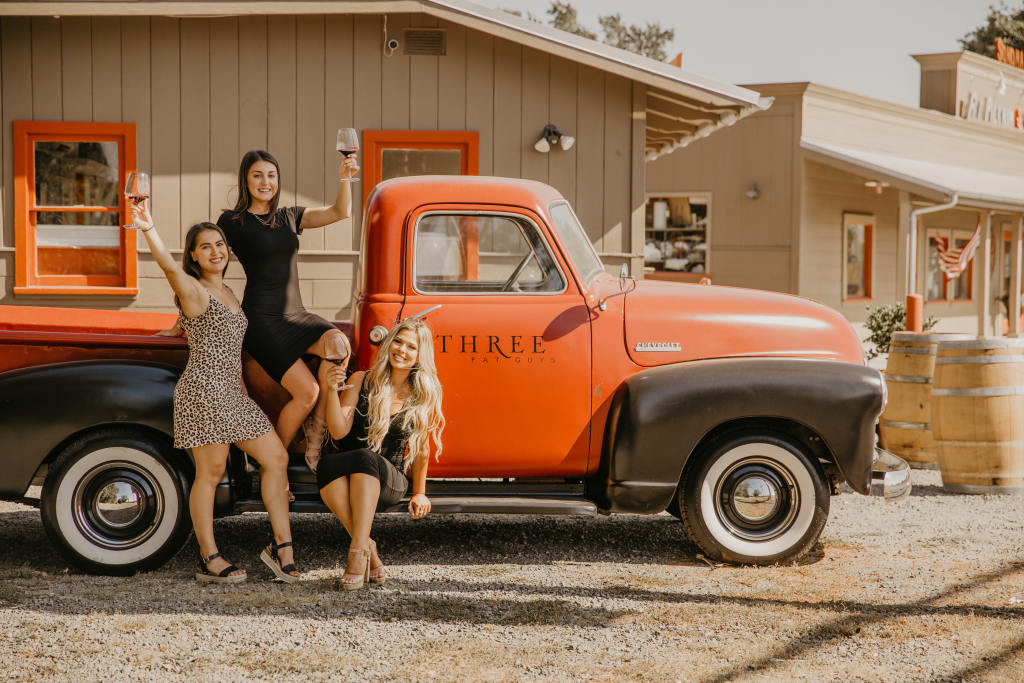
(217, 207, 335, 382)
(317, 381, 411, 508)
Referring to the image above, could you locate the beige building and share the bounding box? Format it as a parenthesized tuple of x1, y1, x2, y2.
(0, 0, 769, 320)
(646, 49, 1024, 340)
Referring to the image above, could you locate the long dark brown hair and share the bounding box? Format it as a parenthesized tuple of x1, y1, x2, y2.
(231, 149, 281, 227)
(175, 222, 230, 308)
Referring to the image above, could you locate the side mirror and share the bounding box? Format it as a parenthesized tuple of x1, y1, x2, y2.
(619, 263, 629, 286)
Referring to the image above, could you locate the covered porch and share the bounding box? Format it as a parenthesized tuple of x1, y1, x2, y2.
(802, 139, 1024, 337)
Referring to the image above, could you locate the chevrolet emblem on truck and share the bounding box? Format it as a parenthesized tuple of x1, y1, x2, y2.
(634, 342, 681, 352)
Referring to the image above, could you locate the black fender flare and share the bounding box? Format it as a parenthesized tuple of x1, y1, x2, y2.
(0, 360, 182, 498)
(599, 357, 884, 512)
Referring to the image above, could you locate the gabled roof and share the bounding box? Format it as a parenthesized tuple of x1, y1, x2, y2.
(0, 0, 772, 158)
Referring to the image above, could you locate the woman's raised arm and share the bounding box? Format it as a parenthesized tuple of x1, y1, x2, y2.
(129, 200, 206, 317)
(319, 366, 363, 440)
(299, 156, 359, 229)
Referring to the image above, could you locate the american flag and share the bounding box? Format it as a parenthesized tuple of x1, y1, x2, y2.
(933, 217, 981, 278)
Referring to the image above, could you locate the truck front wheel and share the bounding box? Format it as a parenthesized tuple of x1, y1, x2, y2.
(680, 432, 829, 565)
(40, 429, 192, 575)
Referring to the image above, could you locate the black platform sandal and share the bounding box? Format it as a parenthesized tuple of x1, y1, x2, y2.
(196, 552, 247, 584)
(260, 540, 300, 583)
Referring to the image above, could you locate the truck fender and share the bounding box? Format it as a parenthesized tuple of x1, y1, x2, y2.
(600, 357, 884, 512)
(0, 360, 180, 498)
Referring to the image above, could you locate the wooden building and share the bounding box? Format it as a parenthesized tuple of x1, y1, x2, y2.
(646, 49, 1024, 341)
(0, 0, 768, 320)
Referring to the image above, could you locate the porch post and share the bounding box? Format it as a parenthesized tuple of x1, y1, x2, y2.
(979, 211, 993, 337)
(1010, 215, 1023, 337)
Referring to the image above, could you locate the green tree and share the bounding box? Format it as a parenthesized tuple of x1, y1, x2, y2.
(504, 2, 675, 61)
(547, 1, 596, 41)
(598, 14, 675, 61)
(961, 2, 1024, 56)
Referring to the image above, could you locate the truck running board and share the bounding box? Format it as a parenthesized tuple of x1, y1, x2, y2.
(236, 494, 598, 516)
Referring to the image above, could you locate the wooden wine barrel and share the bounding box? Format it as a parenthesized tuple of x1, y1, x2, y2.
(879, 332, 972, 469)
(932, 337, 1024, 495)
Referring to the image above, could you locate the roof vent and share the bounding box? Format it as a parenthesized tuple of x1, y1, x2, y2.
(403, 28, 446, 56)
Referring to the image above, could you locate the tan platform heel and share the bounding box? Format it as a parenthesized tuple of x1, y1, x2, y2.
(368, 538, 386, 585)
(340, 547, 370, 591)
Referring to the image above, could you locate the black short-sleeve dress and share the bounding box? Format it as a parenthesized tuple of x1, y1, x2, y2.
(217, 206, 335, 382)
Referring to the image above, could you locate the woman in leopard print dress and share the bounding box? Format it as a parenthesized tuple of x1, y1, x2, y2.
(130, 200, 299, 584)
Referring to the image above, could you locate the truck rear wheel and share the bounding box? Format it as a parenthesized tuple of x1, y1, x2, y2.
(679, 431, 828, 565)
(40, 429, 192, 575)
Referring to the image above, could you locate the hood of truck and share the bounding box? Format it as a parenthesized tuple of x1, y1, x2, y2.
(624, 281, 864, 366)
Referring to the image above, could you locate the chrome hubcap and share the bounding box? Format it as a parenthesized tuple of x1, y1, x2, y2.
(715, 456, 799, 542)
(95, 481, 146, 527)
(73, 460, 163, 550)
(731, 475, 780, 522)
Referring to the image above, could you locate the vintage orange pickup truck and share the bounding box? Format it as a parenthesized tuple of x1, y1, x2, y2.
(0, 176, 909, 575)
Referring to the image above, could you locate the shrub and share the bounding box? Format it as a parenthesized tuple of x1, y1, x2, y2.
(863, 303, 938, 360)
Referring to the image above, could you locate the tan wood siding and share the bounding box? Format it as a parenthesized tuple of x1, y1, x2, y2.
(801, 159, 899, 319)
(646, 98, 797, 291)
(0, 13, 640, 316)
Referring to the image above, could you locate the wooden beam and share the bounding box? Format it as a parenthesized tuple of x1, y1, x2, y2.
(1011, 216, 1023, 336)
(979, 211, 993, 337)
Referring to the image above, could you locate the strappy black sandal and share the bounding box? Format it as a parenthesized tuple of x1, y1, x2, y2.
(196, 552, 247, 584)
(260, 540, 300, 583)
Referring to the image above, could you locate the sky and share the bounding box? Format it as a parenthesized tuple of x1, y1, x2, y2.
(479, 0, 1003, 107)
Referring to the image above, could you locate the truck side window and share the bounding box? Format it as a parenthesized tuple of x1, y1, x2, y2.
(414, 214, 566, 294)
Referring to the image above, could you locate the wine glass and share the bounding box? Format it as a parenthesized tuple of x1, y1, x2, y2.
(335, 128, 360, 182)
(123, 171, 150, 230)
(324, 334, 353, 390)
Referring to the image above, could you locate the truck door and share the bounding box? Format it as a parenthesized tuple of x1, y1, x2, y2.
(399, 206, 592, 478)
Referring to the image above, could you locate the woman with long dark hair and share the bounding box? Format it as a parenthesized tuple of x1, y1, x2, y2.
(216, 150, 359, 471)
(316, 318, 445, 590)
(130, 202, 299, 583)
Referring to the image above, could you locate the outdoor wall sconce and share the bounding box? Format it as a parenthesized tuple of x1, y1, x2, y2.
(534, 124, 575, 153)
(864, 180, 890, 194)
(745, 184, 760, 199)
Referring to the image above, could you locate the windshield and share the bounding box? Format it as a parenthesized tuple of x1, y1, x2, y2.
(548, 201, 604, 284)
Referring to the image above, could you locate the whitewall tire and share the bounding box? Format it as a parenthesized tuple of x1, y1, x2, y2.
(40, 429, 192, 575)
(680, 432, 829, 565)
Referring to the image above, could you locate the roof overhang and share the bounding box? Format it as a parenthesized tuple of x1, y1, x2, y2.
(0, 0, 772, 160)
(801, 140, 1024, 213)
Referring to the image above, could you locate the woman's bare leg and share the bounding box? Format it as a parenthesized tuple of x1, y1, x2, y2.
(320, 475, 383, 571)
(320, 476, 354, 533)
(191, 443, 243, 577)
(238, 430, 296, 573)
(277, 360, 319, 450)
(346, 473, 380, 574)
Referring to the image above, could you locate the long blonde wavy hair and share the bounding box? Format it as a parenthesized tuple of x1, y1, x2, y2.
(362, 318, 444, 471)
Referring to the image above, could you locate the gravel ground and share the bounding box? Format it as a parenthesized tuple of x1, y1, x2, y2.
(2, 469, 1024, 682)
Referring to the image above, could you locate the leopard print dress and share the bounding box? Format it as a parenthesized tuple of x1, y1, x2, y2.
(173, 290, 274, 449)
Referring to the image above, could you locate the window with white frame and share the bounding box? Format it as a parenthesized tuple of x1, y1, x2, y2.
(925, 227, 974, 302)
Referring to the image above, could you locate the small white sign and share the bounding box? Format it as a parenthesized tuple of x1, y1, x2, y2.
(634, 342, 681, 352)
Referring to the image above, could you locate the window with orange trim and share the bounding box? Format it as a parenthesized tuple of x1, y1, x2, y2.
(842, 213, 873, 301)
(13, 121, 138, 295)
(362, 130, 479, 205)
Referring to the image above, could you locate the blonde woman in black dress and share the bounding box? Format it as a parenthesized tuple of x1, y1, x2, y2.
(216, 150, 359, 472)
(130, 201, 299, 583)
(316, 318, 445, 590)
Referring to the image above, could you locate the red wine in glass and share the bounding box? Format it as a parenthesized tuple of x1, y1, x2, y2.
(123, 171, 151, 230)
(336, 128, 360, 181)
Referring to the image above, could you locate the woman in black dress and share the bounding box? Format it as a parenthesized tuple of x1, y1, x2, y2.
(316, 318, 445, 590)
(217, 150, 358, 469)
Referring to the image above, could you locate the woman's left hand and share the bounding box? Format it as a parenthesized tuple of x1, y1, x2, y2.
(408, 493, 431, 519)
(340, 155, 359, 180)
